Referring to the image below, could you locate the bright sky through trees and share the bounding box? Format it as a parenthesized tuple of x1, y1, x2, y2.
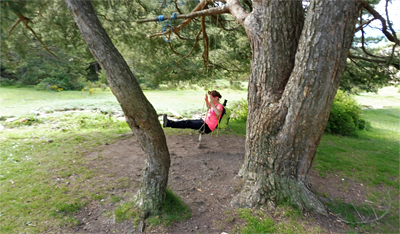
(356, 0, 399, 44)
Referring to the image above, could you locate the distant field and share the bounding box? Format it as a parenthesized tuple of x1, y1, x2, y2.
(0, 87, 247, 117)
(355, 86, 400, 107)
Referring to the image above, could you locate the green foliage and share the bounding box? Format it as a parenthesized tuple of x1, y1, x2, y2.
(3, 115, 43, 128)
(237, 209, 277, 234)
(97, 70, 108, 85)
(325, 198, 396, 232)
(110, 195, 121, 203)
(341, 55, 398, 93)
(114, 189, 191, 228)
(0, 111, 131, 233)
(230, 98, 248, 121)
(315, 107, 399, 188)
(147, 188, 191, 227)
(54, 201, 87, 215)
(1, 0, 251, 91)
(326, 90, 370, 136)
(114, 202, 139, 223)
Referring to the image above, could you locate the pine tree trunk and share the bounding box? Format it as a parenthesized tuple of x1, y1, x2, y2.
(232, 0, 361, 214)
(65, 0, 170, 217)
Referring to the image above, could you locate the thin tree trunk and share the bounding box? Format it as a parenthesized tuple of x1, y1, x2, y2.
(65, 0, 170, 217)
(232, 0, 361, 214)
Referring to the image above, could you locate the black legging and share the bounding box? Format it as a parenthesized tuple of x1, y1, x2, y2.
(166, 119, 212, 134)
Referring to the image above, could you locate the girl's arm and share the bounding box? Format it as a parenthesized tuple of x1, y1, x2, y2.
(205, 94, 210, 108)
(209, 100, 222, 116)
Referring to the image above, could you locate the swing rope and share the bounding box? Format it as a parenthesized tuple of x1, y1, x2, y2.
(199, 14, 220, 142)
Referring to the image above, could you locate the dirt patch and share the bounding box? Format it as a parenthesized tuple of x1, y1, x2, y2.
(63, 133, 371, 233)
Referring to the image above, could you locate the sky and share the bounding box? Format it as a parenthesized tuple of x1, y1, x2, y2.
(356, 0, 400, 44)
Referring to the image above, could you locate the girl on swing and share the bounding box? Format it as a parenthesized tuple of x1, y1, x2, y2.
(163, 90, 223, 134)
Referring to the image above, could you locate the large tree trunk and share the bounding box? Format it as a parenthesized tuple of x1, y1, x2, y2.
(65, 0, 170, 217)
(232, 0, 361, 214)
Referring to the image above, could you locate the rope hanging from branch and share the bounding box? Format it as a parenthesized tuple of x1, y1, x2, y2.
(158, 12, 178, 42)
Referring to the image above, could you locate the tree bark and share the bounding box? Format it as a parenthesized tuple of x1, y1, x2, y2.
(232, 0, 361, 215)
(65, 0, 170, 217)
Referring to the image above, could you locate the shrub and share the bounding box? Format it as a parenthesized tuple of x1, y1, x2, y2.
(0, 77, 17, 86)
(36, 74, 72, 91)
(230, 98, 248, 121)
(219, 92, 369, 136)
(326, 90, 369, 136)
(98, 70, 108, 85)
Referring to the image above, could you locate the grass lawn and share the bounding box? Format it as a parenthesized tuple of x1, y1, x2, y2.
(0, 86, 247, 117)
(0, 86, 398, 233)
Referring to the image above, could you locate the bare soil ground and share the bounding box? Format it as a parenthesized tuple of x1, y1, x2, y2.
(64, 133, 371, 234)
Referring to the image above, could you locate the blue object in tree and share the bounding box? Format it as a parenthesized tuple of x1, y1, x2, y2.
(158, 13, 178, 42)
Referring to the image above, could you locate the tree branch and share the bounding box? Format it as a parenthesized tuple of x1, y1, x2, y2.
(211, 15, 240, 31)
(7, 18, 23, 38)
(384, 0, 398, 43)
(337, 203, 391, 224)
(146, 0, 210, 38)
(360, 27, 388, 60)
(225, 0, 248, 26)
(361, 0, 399, 45)
(386, 43, 397, 67)
(355, 18, 375, 32)
(168, 41, 185, 57)
(97, 14, 112, 22)
(174, 32, 195, 41)
(8, 12, 63, 61)
(137, 5, 229, 24)
(1, 41, 15, 65)
(174, 0, 183, 14)
(21, 17, 62, 60)
(348, 53, 400, 69)
(175, 29, 203, 67)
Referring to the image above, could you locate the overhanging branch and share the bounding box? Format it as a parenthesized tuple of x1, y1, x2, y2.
(361, 0, 399, 45)
(136, 5, 229, 24)
(7, 12, 64, 61)
(355, 18, 375, 32)
(211, 15, 240, 31)
(348, 53, 400, 69)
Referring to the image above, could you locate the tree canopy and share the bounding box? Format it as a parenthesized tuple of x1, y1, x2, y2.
(1, 0, 397, 92)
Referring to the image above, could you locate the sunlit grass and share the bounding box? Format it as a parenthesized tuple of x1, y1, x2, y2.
(314, 107, 399, 232)
(1, 86, 399, 233)
(0, 86, 247, 117)
(0, 113, 130, 233)
(114, 188, 191, 228)
(315, 107, 399, 188)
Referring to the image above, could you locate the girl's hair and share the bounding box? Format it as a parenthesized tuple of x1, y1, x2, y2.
(208, 90, 222, 99)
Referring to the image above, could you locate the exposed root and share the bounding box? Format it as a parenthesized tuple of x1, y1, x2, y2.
(231, 173, 328, 216)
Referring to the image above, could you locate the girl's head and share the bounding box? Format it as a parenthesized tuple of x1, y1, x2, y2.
(208, 90, 222, 99)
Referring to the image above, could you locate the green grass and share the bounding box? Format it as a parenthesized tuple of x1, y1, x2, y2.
(237, 209, 277, 234)
(0, 112, 131, 233)
(147, 188, 191, 227)
(314, 107, 399, 232)
(0, 86, 247, 117)
(232, 206, 320, 234)
(114, 188, 191, 228)
(315, 107, 399, 188)
(1, 86, 399, 233)
(355, 86, 400, 107)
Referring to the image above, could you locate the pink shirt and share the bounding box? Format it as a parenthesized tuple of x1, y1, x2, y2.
(205, 103, 223, 131)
